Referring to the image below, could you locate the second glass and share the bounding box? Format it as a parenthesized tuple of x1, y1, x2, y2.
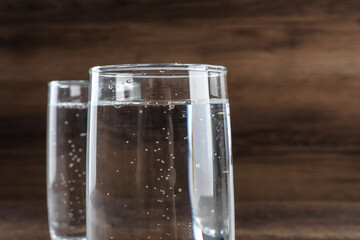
(87, 64, 235, 240)
(47, 80, 88, 240)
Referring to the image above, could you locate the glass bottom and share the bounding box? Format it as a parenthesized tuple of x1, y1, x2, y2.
(50, 231, 85, 240)
(50, 236, 86, 240)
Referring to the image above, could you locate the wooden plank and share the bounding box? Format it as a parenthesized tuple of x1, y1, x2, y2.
(1, 0, 360, 201)
(1, 0, 360, 24)
(2, 201, 360, 239)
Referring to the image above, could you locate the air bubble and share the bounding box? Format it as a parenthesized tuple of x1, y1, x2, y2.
(145, 148, 148, 151)
(178, 188, 182, 192)
(126, 140, 129, 144)
(195, 164, 200, 168)
(107, 192, 110, 196)
(64, 121, 68, 125)
(69, 163, 74, 168)
(139, 110, 143, 114)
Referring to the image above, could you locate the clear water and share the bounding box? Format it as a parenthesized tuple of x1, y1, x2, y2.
(47, 103, 87, 240)
(87, 100, 234, 240)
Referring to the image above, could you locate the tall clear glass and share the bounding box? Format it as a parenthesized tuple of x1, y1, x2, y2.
(47, 80, 89, 240)
(87, 64, 234, 240)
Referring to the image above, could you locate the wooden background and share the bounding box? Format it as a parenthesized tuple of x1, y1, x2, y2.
(2, 0, 360, 239)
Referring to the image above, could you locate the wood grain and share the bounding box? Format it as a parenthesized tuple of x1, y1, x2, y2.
(1, 0, 360, 197)
(2, 200, 360, 240)
(2, 2, 360, 238)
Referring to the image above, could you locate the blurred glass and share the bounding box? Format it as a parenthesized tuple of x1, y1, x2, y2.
(47, 80, 88, 240)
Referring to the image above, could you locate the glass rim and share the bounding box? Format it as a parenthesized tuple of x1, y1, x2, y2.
(48, 80, 89, 87)
(89, 63, 227, 76)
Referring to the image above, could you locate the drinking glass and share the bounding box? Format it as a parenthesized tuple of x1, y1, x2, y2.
(47, 80, 89, 240)
(87, 64, 235, 240)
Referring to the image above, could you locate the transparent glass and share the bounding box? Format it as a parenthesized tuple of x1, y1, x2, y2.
(47, 80, 89, 240)
(87, 63, 235, 240)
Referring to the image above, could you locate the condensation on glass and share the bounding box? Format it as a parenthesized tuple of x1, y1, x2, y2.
(47, 80, 88, 240)
(87, 64, 235, 240)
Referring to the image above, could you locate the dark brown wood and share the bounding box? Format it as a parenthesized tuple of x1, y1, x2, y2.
(2, 0, 360, 238)
(2, 0, 360, 201)
(2, 200, 360, 240)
